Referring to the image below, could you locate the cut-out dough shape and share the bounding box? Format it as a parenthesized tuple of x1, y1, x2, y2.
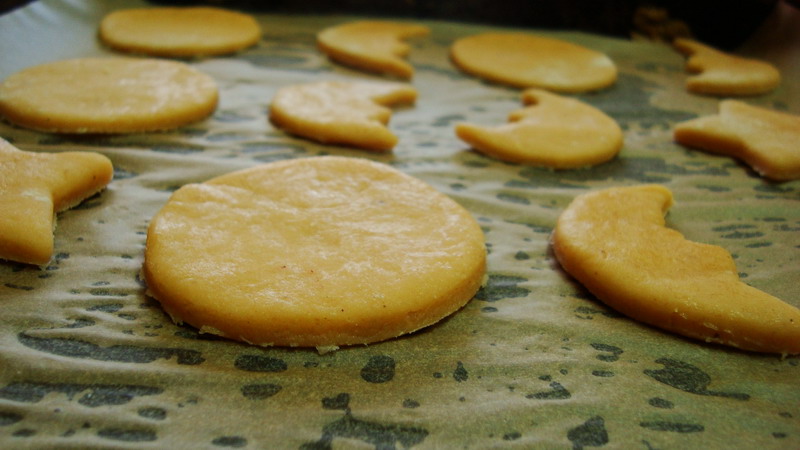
(0, 57, 218, 134)
(317, 21, 430, 79)
(673, 38, 780, 96)
(455, 89, 622, 168)
(552, 185, 800, 355)
(450, 32, 617, 92)
(0, 138, 113, 266)
(143, 156, 486, 350)
(269, 80, 417, 151)
(674, 100, 800, 181)
(99, 7, 261, 57)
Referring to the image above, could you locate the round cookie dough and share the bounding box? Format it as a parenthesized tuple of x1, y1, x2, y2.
(99, 7, 261, 57)
(451, 32, 617, 92)
(143, 156, 486, 349)
(0, 57, 218, 134)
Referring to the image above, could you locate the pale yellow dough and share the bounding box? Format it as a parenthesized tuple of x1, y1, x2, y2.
(552, 185, 800, 355)
(143, 156, 486, 349)
(450, 32, 617, 92)
(317, 21, 430, 79)
(674, 100, 800, 181)
(99, 7, 261, 57)
(269, 80, 417, 151)
(0, 57, 218, 134)
(0, 138, 113, 266)
(673, 38, 780, 96)
(455, 89, 622, 168)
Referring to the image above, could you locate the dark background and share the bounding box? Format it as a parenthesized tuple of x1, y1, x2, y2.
(0, 0, 791, 50)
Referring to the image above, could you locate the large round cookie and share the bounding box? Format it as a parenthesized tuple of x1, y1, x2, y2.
(0, 57, 218, 134)
(143, 156, 486, 349)
(99, 7, 261, 58)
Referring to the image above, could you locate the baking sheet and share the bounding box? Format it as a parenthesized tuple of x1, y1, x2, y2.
(1, 0, 799, 448)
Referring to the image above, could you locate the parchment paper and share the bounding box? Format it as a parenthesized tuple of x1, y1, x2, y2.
(1, 1, 798, 448)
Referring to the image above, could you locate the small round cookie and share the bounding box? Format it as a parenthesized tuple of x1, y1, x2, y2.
(143, 156, 486, 349)
(99, 7, 261, 58)
(451, 32, 617, 93)
(0, 57, 218, 134)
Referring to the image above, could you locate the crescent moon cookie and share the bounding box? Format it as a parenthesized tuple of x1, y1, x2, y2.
(455, 88, 622, 168)
(673, 38, 780, 96)
(0, 57, 218, 134)
(269, 80, 417, 152)
(317, 21, 430, 79)
(552, 185, 800, 355)
(674, 100, 800, 181)
(450, 32, 617, 93)
(99, 7, 261, 58)
(143, 156, 486, 350)
(0, 138, 113, 266)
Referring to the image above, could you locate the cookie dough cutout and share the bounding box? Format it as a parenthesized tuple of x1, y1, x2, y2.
(269, 80, 417, 151)
(143, 156, 486, 349)
(552, 185, 800, 355)
(317, 21, 430, 79)
(450, 33, 617, 92)
(673, 38, 780, 96)
(0, 57, 218, 134)
(674, 100, 800, 181)
(455, 89, 622, 168)
(0, 138, 113, 266)
(99, 7, 261, 58)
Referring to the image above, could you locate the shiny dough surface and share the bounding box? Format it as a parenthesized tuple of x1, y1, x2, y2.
(143, 156, 486, 349)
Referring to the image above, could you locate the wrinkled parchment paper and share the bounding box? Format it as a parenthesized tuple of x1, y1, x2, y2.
(1, 1, 798, 448)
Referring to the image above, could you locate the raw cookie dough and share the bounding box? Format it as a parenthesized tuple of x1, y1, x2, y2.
(317, 21, 430, 79)
(674, 100, 800, 181)
(673, 38, 780, 96)
(455, 88, 622, 168)
(99, 7, 261, 57)
(143, 156, 487, 349)
(0, 57, 218, 134)
(269, 80, 417, 151)
(551, 185, 800, 355)
(0, 138, 113, 266)
(450, 32, 617, 92)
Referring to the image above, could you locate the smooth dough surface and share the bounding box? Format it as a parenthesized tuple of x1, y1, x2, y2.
(674, 100, 800, 181)
(269, 80, 417, 151)
(317, 21, 430, 78)
(673, 38, 780, 96)
(552, 185, 800, 355)
(455, 89, 622, 168)
(143, 156, 486, 349)
(450, 32, 617, 92)
(0, 57, 218, 134)
(99, 7, 261, 57)
(0, 138, 113, 266)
